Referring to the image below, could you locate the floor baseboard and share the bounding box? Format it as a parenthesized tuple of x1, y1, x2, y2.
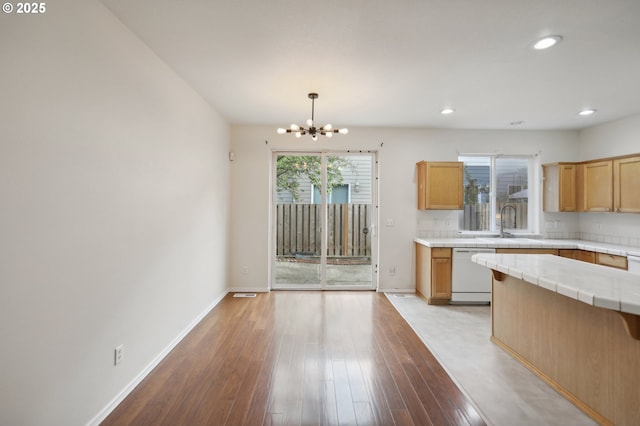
(86, 290, 228, 426)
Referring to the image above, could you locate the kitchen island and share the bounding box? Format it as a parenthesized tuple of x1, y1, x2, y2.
(472, 253, 640, 426)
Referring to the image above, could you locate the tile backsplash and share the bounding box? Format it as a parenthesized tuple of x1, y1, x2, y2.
(417, 210, 640, 248)
(578, 212, 640, 248)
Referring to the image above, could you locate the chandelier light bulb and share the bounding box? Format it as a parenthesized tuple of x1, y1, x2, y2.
(276, 93, 348, 140)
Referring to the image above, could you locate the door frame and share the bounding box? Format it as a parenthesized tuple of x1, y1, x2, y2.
(269, 150, 379, 290)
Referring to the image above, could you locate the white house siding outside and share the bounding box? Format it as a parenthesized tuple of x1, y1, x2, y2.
(276, 155, 372, 204)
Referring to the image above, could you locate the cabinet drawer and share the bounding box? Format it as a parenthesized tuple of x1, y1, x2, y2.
(496, 248, 558, 255)
(431, 247, 452, 258)
(596, 253, 628, 270)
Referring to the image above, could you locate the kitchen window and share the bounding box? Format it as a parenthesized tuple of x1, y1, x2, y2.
(458, 155, 533, 234)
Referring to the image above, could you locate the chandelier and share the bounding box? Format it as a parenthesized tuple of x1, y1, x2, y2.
(277, 93, 348, 141)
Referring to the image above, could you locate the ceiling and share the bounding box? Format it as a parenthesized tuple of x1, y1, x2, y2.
(100, 0, 640, 130)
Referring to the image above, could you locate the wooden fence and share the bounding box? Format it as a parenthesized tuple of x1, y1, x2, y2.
(463, 202, 528, 231)
(276, 203, 371, 257)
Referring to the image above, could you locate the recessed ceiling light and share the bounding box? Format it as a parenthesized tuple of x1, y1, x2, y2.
(533, 35, 562, 50)
(578, 109, 597, 116)
(510, 121, 525, 126)
(441, 108, 455, 115)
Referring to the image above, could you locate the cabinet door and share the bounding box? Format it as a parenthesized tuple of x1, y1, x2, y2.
(583, 160, 613, 212)
(415, 243, 429, 296)
(614, 156, 640, 213)
(425, 162, 463, 210)
(576, 163, 585, 212)
(559, 164, 577, 211)
(431, 257, 452, 299)
(416, 161, 427, 210)
(543, 163, 576, 212)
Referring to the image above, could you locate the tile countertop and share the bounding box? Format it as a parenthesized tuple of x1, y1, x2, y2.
(414, 237, 640, 257)
(471, 253, 640, 315)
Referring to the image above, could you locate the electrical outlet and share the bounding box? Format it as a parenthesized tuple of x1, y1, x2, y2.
(389, 266, 396, 276)
(242, 266, 249, 275)
(114, 344, 123, 366)
(386, 218, 394, 227)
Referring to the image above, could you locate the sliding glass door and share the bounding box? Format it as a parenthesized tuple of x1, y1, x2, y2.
(272, 152, 376, 290)
(273, 153, 323, 288)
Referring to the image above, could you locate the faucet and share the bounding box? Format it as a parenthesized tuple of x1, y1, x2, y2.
(499, 205, 517, 238)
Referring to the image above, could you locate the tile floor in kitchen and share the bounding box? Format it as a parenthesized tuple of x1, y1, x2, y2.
(386, 294, 598, 426)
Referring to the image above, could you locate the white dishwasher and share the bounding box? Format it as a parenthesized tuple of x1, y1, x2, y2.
(451, 248, 496, 304)
(628, 255, 640, 275)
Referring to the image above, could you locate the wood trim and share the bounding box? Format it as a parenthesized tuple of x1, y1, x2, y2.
(491, 269, 504, 281)
(617, 312, 640, 340)
(576, 152, 640, 164)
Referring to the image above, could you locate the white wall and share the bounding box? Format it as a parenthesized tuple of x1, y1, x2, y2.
(229, 125, 578, 293)
(0, 1, 230, 425)
(578, 114, 640, 160)
(577, 114, 640, 246)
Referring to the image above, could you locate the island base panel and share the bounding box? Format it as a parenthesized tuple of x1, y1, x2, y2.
(491, 274, 640, 426)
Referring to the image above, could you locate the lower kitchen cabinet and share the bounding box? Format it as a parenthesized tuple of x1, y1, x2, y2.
(558, 249, 596, 263)
(596, 252, 628, 270)
(495, 248, 559, 255)
(415, 244, 451, 304)
(415, 244, 630, 305)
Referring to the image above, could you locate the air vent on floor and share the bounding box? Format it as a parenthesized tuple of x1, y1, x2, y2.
(233, 293, 257, 298)
(393, 294, 406, 298)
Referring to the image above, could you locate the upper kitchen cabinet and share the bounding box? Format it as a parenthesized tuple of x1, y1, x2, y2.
(543, 163, 577, 212)
(578, 154, 640, 213)
(613, 155, 640, 213)
(416, 161, 463, 210)
(582, 160, 613, 212)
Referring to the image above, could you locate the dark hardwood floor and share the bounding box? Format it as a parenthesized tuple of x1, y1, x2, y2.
(102, 291, 485, 425)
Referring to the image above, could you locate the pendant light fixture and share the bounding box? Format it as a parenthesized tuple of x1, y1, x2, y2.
(277, 93, 348, 141)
